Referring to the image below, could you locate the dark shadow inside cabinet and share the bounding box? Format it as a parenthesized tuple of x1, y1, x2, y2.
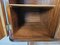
(10, 6, 55, 41)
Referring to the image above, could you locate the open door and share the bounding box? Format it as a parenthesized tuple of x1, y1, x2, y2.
(0, 0, 7, 39)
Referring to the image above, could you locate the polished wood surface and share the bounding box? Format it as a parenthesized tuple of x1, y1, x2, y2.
(6, 0, 60, 41)
(0, 0, 7, 39)
(0, 18, 5, 39)
(54, 1, 60, 39)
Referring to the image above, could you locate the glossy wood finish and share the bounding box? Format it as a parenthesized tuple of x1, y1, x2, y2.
(0, 0, 7, 39)
(54, 1, 60, 39)
(48, 0, 60, 38)
(0, 18, 5, 39)
(6, 0, 60, 41)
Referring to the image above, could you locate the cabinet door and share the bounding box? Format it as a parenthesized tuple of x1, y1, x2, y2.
(0, 0, 7, 39)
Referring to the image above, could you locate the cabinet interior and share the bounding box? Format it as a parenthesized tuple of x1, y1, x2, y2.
(7, 0, 58, 41)
(10, 7, 55, 41)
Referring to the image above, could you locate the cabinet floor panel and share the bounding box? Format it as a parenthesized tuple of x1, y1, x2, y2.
(13, 22, 52, 41)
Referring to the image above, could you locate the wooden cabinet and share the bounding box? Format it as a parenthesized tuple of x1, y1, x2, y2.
(0, 0, 60, 41)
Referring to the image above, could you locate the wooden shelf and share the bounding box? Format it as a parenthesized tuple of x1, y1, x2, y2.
(13, 22, 52, 41)
(9, 4, 56, 7)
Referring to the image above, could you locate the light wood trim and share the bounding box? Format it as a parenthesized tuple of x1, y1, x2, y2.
(9, 4, 56, 7)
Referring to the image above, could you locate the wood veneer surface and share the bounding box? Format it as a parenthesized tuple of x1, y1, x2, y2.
(11, 12, 52, 41)
(0, 18, 5, 39)
(7, 0, 59, 41)
(13, 22, 52, 41)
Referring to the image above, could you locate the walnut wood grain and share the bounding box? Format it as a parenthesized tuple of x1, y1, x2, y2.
(0, 0, 7, 39)
(7, 0, 59, 41)
(0, 18, 5, 39)
(48, 0, 59, 38)
(54, 1, 60, 39)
